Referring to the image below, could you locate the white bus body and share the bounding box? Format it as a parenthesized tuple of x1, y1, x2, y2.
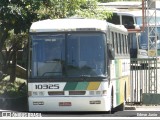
(28, 19, 130, 112)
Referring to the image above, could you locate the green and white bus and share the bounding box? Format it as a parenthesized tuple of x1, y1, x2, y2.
(28, 18, 130, 112)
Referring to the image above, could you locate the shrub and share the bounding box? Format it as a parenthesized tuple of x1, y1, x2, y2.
(0, 77, 27, 98)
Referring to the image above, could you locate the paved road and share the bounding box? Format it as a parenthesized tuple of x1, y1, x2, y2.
(40, 106, 160, 117)
(1, 105, 160, 118)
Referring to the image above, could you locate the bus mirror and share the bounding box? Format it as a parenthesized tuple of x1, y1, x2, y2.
(108, 44, 115, 60)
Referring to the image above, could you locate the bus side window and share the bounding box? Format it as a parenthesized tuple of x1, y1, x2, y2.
(119, 33, 122, 54)
(125, 35, 129, 54)
(115, 33, 119, 54)
(111, 31, 115, 49)
(122, 34, 125, 54)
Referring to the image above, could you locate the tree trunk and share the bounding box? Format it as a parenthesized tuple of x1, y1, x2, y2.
(10, 51, 17, 83)
(1, 52, 9, 78)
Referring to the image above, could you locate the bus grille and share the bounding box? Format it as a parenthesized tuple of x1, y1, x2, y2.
(48, 91, 64, 95)
(69, 91, 86, 95)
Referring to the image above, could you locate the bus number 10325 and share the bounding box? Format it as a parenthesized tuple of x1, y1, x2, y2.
(35, 84, 60, 89)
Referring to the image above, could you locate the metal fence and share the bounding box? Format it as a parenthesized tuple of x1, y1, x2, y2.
(130, 58, 157, 104)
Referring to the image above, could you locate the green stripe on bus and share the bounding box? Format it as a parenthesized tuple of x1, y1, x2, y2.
(116, 78, 120, 105)
(115, 59, 120, 105)
(64, 82, 78, 90)
(64, 82, 100, 90)
(115, 59, 119, 78)
(75, 82, 89, 90)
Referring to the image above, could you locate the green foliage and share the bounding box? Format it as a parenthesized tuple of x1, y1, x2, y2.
(0, 78, 27, 97)
(37, 0, 86, 19)
(0, 0, 38, 81)
(0, 0, 112, 37)
(76, 0, 112, 20)
(37, 0, 112, 20)
(0, 0, 40, 34)
(0, 0, 112, 83)
(5, 32, 27, 49)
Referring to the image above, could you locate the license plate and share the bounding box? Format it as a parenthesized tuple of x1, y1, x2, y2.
(59, 102, 72, 106)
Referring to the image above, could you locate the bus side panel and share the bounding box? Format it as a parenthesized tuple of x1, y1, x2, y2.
(110, 60, 117, 108)
(125, 59, 131, 102)
(115, 59, 120, 106)
(115, 59, 130, 107)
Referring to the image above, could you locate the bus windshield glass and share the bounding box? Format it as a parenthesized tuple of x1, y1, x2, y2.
(30, 32, 106, 78)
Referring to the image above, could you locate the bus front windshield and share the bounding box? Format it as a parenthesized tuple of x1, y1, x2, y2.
(30, 32, 106, 78)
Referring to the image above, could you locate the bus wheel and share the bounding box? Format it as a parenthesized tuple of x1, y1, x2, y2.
(116, 84, 126, 111)
(116, 101, 125, 111)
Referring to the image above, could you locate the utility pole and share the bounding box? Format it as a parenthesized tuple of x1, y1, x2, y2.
(145, 0, 157, 93)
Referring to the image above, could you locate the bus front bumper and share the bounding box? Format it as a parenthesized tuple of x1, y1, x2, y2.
(28, 96, 111, 112)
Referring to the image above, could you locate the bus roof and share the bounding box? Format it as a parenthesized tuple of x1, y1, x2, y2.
(30, 18, 127, 33)
(108, 24, 128, 34)
(30, 19, 109, 33)
(113, 9, 160, 17)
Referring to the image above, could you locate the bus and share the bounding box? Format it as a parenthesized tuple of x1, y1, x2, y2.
(106, 10, 160, 27)
(107, 10, 160, 60)
(107, 10, 147, 60)
(28, 18, 130, 112)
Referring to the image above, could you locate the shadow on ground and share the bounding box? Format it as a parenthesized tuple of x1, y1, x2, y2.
(0, 96, 28, 112)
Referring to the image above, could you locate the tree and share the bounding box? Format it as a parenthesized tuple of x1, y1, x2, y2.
(3, 32, 27, 83)
(0, 0, 41, 82)
(37, 0, 112, 20)
(0, 0, 112, 83)
(75, 0, 112, 20)
(37, 0, 88, 19)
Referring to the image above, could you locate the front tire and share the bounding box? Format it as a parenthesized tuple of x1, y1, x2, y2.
(115, 83, 126, 111)
(116, 101, 125, 111)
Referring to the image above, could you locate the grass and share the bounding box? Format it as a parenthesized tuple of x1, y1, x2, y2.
(0, 76, 27, 98)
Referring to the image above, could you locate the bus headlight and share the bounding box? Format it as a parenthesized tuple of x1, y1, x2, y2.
(28, 91, 45, 96)
(28, 91, 32, 96)
(32, 91, 38, 96)
(89, 91, 94, 95)
(96, 91, 101, 95)
(102, 90, 107, 95)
